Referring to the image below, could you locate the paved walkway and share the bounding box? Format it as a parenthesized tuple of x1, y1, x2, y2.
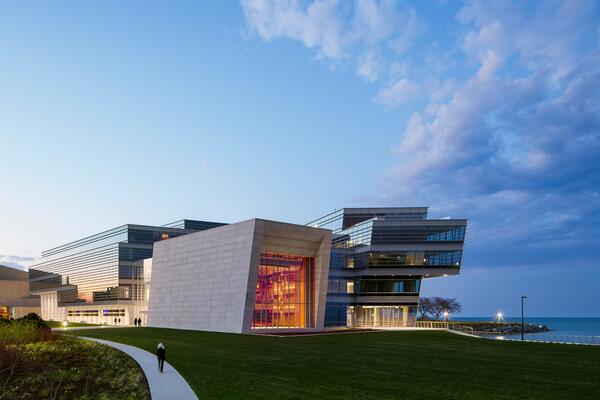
(80, 337, 198, 400)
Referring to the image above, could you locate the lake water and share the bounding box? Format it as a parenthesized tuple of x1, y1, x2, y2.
(457, 317, 600, 344)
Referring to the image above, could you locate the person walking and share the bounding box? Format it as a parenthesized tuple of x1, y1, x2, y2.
(134, 318, 138, 327)
(114, 317, 117, 325)
(157, 342, 166, 373)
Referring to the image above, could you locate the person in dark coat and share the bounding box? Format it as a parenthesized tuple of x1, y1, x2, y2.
(134, 318, 138, 327)
(157, 342, 166, 373)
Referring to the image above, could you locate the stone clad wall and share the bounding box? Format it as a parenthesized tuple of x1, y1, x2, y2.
(147, 218, 331, 334)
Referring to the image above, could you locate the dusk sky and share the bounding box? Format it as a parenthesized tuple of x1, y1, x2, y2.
(1, 1, 599, 317)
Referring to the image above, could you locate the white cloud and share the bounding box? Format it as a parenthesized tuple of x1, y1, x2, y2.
(0, 254, 37, 270)
(387, 8, 424, 54)
(241, 0, 347, 60)
(356, 50, 380, 81)
(351, 0, 401, 44)
(375, 79, 420, 107)
(241, 0, 425, 78)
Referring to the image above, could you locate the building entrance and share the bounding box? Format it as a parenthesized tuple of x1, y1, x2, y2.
(349, 305, 410, 327)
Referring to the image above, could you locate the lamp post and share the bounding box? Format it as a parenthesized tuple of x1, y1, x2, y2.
(521, 296, 527, 341)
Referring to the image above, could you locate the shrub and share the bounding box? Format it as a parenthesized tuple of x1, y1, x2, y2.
(1, 335, 149, 400)
(16, 312, 49, 329)
(0, 321, 49, 346)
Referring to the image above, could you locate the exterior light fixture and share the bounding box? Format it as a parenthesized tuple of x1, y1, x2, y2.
(495, 312, 504, 322)
(63, 320, 68, 327)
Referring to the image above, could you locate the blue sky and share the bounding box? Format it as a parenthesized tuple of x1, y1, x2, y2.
(1, 1, 599, 317)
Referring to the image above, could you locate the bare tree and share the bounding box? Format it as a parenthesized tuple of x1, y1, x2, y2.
(418, 297, 434, 320)
(430, 297, 462, 320)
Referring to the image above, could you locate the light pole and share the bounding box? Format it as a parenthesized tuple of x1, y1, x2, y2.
(521, 296, 527, 341)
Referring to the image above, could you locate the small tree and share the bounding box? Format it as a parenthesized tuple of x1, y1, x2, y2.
(418, 297, 434, 320)
(430, 297, 462, 320)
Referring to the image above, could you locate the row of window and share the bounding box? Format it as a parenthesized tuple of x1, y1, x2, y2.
(330, 250, 463, 271)
(328, 278, 421, 295)
(66, 309, 125, 317)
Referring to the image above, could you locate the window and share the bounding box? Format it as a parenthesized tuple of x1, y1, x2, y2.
(253, 253, 314, 329)
(346, 257, 355, 269)
(346, 281, 355, 294)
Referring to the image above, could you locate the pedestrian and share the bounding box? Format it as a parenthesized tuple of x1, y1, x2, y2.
(118, 318, 121, 324)
(134, 318, 138, 327)
(157, 342, 166, 373)
(114, 317, 117, 325)
(138, 318, 142, 327)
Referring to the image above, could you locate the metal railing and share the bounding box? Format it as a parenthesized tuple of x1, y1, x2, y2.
(416, 321, 448, 329)
(448, 324, 474, 335)
(518, 334, 600, 346)
(415, 321, 475, 335)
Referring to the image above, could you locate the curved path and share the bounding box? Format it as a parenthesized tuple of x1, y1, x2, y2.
(80, 337, 198, 400)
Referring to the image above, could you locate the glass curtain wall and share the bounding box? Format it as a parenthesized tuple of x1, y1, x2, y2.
(350, 305, 417, 327)
(253, 253, 314, 329)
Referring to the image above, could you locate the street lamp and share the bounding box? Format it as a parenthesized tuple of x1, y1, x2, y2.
(495, 311, 504, 322)
(521, 296, 527, 341)
(443, 311, 449, 322)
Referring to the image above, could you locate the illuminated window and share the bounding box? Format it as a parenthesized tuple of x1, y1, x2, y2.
(161, 233, 169, 240)
(346, 257, 355, 269)
(346, 281, 354, 294)
(253, 253, 314, 329)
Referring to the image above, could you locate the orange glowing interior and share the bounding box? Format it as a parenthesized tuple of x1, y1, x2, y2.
(253, 252, 314, 329)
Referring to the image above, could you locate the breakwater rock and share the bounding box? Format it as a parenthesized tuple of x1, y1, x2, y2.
(458, 322, 550, 335)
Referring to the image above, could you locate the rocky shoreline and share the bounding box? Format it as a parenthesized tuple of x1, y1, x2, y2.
(457, 321, 551, 335)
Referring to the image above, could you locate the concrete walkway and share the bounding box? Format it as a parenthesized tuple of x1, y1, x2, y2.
(80, 337, 198, 400)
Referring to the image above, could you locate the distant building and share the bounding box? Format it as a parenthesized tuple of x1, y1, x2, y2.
(29, 207, 467, 332)
(29, 220, 226, 324)
(0, 264, 40, 319)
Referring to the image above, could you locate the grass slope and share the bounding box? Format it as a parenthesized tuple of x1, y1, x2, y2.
(73, 328, 600, 400)
(45, 320, 100, 328)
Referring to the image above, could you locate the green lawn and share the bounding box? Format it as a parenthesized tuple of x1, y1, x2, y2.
(45, 320, 100, 328)
(72, 328, 600, 400)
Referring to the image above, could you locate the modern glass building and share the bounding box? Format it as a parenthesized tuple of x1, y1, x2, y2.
(307, 207, 467, 328)
(29, 220, 225, 324)
(29, 207, 466, 331)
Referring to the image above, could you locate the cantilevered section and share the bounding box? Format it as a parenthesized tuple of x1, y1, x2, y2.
(307, 207, 467, 328)
(148, 219, 331, 334)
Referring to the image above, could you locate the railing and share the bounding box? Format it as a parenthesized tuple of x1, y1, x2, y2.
(416, 321, 448, 329)
(448, 323, 474, 335)
(516, 334, 600, 346)
(415, 321, 475, 335)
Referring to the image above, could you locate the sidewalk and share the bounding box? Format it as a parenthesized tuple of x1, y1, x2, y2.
(80, 336, 198, 400)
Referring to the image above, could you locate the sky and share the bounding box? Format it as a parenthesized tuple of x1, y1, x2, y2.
(1, 1, 599, 317)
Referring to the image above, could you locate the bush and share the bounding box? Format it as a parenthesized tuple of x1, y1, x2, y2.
(0, 321, 51, 346)
(16, 312, 49, 329)
(1, 333, 149, 400)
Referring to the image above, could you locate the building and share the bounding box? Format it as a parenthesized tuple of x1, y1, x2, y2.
(29, 220, 226, 325)
(29, 207, 466, 332)
(148, 219, 331, 333)
(0, 265, 40, 319)
(306, 208, 467, 328)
